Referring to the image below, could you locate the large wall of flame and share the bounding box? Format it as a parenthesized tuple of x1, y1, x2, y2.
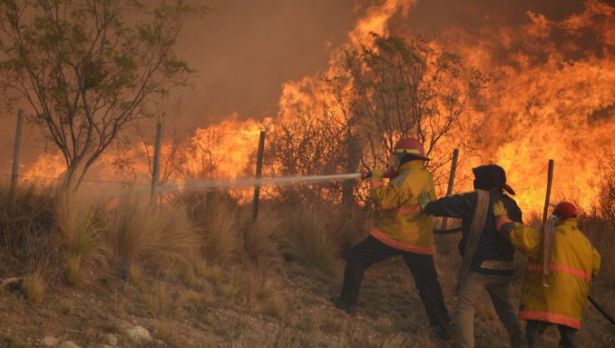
(8, 0, 615, 214)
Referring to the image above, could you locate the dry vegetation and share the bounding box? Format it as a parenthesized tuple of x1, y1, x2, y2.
(0, 183, 614, 347)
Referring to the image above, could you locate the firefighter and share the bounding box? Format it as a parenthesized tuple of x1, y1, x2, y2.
(493, 200, 601, 348)
(419, 164, 525, 348)
(334, 137, 451, 339)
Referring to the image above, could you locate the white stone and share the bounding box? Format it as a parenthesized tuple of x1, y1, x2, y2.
(125, 326, 152, 344)
(42, 336, 59, 347)
(105, 334, 118, 346)
(58, 341, 81, 348)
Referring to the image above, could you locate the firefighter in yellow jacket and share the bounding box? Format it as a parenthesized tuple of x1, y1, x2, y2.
(334, 138, 451, 339)
(494, 200, 601, 348)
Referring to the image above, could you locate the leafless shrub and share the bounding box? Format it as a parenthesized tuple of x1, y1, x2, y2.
(0, 185, 57, 265)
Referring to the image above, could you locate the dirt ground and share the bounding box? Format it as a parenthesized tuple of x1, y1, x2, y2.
(1, 233, 614, 348)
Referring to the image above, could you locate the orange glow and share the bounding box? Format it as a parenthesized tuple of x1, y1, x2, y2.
(179, 116, 267, 180)
(21, 0, 615, 215)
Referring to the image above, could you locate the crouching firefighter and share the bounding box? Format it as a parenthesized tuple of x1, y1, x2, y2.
(335, 137, 451, 339)
(419, 165, 525, 348)
(494, 200, 601, 348)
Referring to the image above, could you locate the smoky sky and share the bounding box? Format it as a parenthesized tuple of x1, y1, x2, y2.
(175, 0, 591, 128)
(175, 0, 358, 127)
(0, 0, 598, 174)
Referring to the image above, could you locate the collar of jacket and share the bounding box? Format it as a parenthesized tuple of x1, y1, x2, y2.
(557, 218, 577, 229)
(398, 160, 425, 173)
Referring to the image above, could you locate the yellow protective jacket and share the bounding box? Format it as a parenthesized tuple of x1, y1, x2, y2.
(504, 219, 601, 328)
(370, 160, 436, 255)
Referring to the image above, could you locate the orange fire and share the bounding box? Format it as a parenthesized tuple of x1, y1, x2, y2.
(22, 0, 615, 215)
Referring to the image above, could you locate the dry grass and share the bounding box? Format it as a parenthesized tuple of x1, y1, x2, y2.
(579, 215, 614, 286)
(144, 281, 175, 317)
(243, 207, 283, 269)
(59, 299, 75, 315)
(0, 185, 56, 265)
(278, 208, 339, 275)
(55, 191, 108, 285)
(22, 272, 45, 304)
(0, 182, 613, 347)
(152, 320, 174, 342)
(108, 191, 201, 272)
(65, 255, 82, 286)
(179, 191, 241, 263)
(260, 293, 287, 318)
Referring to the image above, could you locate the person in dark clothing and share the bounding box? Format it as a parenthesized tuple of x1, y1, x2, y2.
(420, 164, 525, 348)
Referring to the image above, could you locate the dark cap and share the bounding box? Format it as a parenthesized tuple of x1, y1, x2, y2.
(472, 164, 516, 195)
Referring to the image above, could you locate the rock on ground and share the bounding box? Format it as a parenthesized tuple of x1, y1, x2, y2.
(125, 325, 152, 344)
(57, 341, 81, 348)
(42, 336, 59, 347)
(104, 334, 118, 346)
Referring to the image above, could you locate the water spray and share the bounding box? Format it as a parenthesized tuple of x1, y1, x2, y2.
(159, 173, 362, 192)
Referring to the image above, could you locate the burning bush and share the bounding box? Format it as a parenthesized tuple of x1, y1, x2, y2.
(579, 168, 615, 286)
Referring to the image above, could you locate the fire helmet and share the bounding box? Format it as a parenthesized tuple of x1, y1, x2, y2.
(393, 137, 429, 160)
(554, 201, 577, 219)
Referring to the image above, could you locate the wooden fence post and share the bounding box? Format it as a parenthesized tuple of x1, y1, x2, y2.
(542, 159, 555, 224)
(9, 110, 24, 200)
(541, 159, 555, 286)
(150, 121, 163, 199)
(252, 131, 266, 222)
(440, 148, 460, 231)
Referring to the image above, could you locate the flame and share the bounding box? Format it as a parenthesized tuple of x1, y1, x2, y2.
(179, 116, 267, 180)
(22, 152, 66, 183)
(451, 0, 615, 213)
(21, 0, 615, 215)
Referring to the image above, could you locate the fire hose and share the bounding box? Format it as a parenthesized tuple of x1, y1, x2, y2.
(589, 296, 615, 326)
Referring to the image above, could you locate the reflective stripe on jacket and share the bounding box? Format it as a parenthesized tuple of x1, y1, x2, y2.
(369, 160, 436, 255)
(508, 219, 601, 329)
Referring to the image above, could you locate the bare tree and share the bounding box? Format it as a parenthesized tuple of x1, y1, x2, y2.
(269, 34, 482, 204)
(342, 34, 484, 176)
(0, 0, 199, 188)
(266, 92, 349, 203)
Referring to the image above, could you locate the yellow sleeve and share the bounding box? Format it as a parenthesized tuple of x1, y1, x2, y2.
(370, 179, 410, 210)
(509, 223, 542, 259)
(592, 248, 601, 278)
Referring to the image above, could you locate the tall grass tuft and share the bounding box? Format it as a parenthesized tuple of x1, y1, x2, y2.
(108, 191, 201, 273)
(22, 272, 45, 304)
(580, 216, 615, 286)
(55, 191, 107, 285)
(244, 207, 282, 269)
(278, 208, 338, 275)
(179, 192, 240, 263)
(580, 173, 615, 287)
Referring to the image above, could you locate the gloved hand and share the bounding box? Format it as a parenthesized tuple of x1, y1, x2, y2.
(418, 191, 432, 210)
(360, 168, 372, 179)
(493, 200, 509, 218)
(370, 168, 385, 179)
(493, 200, 512, 231)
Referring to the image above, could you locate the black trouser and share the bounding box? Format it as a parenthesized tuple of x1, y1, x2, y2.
(526, 320, 578, 348)
(340, 236, 450, 327)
